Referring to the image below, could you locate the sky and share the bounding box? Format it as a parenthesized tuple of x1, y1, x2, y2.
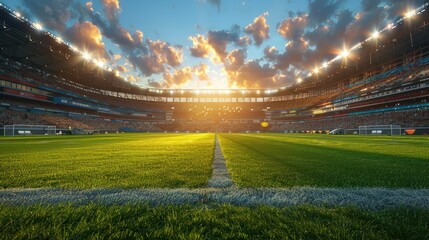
(0, 0, 423, 89)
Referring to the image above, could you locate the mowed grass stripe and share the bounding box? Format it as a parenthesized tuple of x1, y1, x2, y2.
(219, 134, 429, 188)
(0, 133, 215, 189)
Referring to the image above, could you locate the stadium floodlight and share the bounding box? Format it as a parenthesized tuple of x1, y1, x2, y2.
(297, 77, 303, 83)
(405, 10, 416, 18)
(256, 90, 261, 94)
(95, 59, 104, 68)
(70, 45, 78, 52)
(322, 62, 328, 69)
(56, 36, 63, 43)
(169, 90, 174, 94)
(14, 11, 21, 18)
(340, 49, 350, 58)
(371, 30, 379, 39)
(313, 67, 319, 74)
(82, 51, 91, 60)
(33, 22, 43, 31)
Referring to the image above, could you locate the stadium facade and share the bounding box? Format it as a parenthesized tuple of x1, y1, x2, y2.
(0, 2, 428, 135)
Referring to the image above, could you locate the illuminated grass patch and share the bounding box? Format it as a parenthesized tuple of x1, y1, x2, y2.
(0, 134, 214, 189)
(219, 134, 429, 188)
(0, 204, 428, 239)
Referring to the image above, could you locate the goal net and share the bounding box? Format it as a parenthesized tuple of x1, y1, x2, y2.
(3, 124, 56, 136)
(358, 125, 401, 135)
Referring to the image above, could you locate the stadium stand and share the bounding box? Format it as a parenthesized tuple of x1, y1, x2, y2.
(0, 2, 429, 135)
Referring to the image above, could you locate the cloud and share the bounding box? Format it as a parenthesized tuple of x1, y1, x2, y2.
(148, 79, 163, 88)
(116, 65, 128, 73)
(361, 0, 382, 12)
(304, 9, 354, 63)
(128, 39, 183, 76)
(238, 36, 252, 47)
(208, 0, 221, 12)
(226, 60, 278, 88)
(127, 75, 136, 82)
(147, 39, 183, 67)
(277, 13, 308, 41)
(163, 67, 193, 87)
(85, 1, 93, 12)
(194, 63, 210, 81)
(245, 12, 270, 46)
(113, 54, 122, 61)
(307, 0, 345, 26)
(207, 25, 241, 62)
(101, 0, 120, 22)
(189, 34, 211, 58)
(264, 46, 279, 61)
(225, 49, 246, 72)
(189, 25, 241, 63)
(64, 21, 107, 59)
(21, 0, 76, 33)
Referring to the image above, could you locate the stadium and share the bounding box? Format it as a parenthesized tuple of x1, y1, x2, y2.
(0, 0, 429, 239)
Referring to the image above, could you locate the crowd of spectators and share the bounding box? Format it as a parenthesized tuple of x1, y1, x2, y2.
(269, 109, 429, 132)
(0, 108, 160, 133)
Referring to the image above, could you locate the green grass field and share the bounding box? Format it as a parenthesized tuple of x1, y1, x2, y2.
(0, 133, 214, 188)
(0, 204, 428, 240)
(219, 134, 429, 188)
(1, 133, 429, 239)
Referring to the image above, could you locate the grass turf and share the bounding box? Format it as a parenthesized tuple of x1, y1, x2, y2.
(0, 204, 428, 240)
(0, 133, 214, 189)
(219, 134, 429, 188)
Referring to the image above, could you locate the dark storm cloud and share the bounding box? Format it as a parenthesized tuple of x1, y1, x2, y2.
(21, 0, 76, 33)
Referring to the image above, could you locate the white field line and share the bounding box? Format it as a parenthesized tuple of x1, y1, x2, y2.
(207, 134, 233, 188)
(1, 188, 429, 210)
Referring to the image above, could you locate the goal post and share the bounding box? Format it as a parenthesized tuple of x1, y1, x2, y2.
(358, 125, 401, 135)
(3, 124, 56, 136)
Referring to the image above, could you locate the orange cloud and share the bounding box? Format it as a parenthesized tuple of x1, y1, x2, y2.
(116, 65, 128, 73)
(277, 15, 308, 40)
(245, 12, 270, 46)
(85, 2, 93, 12)
(134, 30, 144, 43)
(102, 0, 120, 21)
(147, 39, 183, 67)
(65, 21, 106, 59)
(127, 75, 136, 82)
(113, 54, 122, 61)
(194, 63, 210, 81)
(189, 34, 211, 58)
(163, 67, 193, 87)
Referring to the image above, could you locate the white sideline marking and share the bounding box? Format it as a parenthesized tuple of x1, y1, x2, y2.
(1, 188, 429, 210)
(207, 134, 233, 188)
